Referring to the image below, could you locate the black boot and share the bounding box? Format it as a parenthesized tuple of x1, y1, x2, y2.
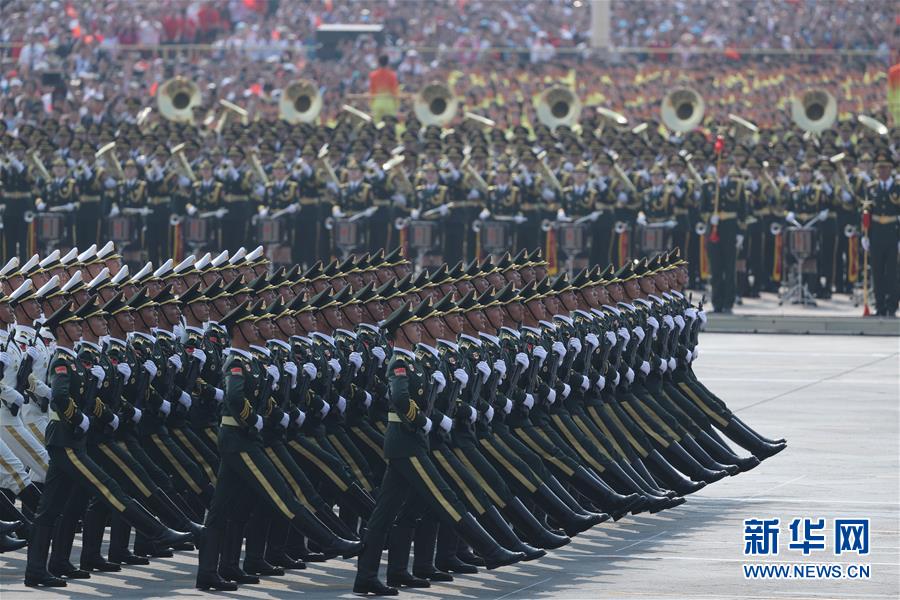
(24, 524, 66, 587)
(731, 416, 786, 445)
(412, 521, 453, 582)
(503, 496, 570, 549)
(386, 525, 430, 588)
(695, 430, 760, 472)
(243, 514, 285, 576)
(79, 505, 121, 572)
(601, 463, 680, 513)
(286, 531, 326, 562)
(352, 578, 399, 596)
(456, 513, 525, 570)
(292, 505, 361, 559)
(344, 482, 376, 520)
(108, 520, 149, 565)
(680, 436, 740, 475)
(534, 483, 603, 535)
(644, 451, 707, 495)
(722, 421, 787, 460)
(1, 533, 27, 552)
(316, 505, 361, 541)
(218, 521, 259, 584)
(434, 528, 477, 574)
(196, 526, 237, 591)
(661, 443, 728, 483)
(571, 467, 643, 518)
(480, 507, 545, 561)
(0, 519, 22, 535)
(264, 517, 306, 570)
(147, 490, 204, 537)
(48, 512, 90, 579)
(617, 458, 676, 498)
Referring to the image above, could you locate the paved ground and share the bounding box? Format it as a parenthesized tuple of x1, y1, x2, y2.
(1, 333, 897, 599)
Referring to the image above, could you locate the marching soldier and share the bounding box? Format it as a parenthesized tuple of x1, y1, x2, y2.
(862, 153, 899, 317)
(291, 147, 326, 267)
(556, 162, 597, 266)
(71, 145, 109, 249)
(261, 159, 299, 261)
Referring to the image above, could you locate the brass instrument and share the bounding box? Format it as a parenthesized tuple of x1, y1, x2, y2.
(383, 152, 414, 195)
(760, 160, 782, 202)
(661, 87, 705, 132)
(595, 106, 628, 126)
(170, 143, 196, 182)
(249, 152, 269, 186)
(536, 150, 563, 192)
(844, 223, 858, 238)
(340, 104, 373, 124)
(279, 79, 322, 124)
(96, 142, 124, 179)
(30, 151, 51, 181)
(463, 111, 496, 129)
(857, 114, 888, 136)
(317, 145, 341, 187)
(829, 152, 853, 192)
(678, 150, 706, 188)
(218, 98, 249, 129)
(791, 88, 837, 134)
(414, 82, 458, 127)
(607, 150, 637, 194)
(536, 86, 581, 130)
(157, 77, 200, 123)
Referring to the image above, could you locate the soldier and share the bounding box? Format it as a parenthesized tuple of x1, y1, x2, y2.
(1, 138, 39, 260)
(114, 159, 149, 259)
(261, 159, 299, 260)
(217, 148, 255, 252)
(187, 160, 226, 252)
(332, 159, 373, 255)
(36, 158, 78, 250)
(71, 145, 109, 249)
(412, 163, 450, 260)
(703, 163, 746, 313)
(862, 154, 899, 317)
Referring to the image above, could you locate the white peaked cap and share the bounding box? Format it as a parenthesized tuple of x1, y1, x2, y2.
(87, 267, 110, 289)
(153, 259, 173, 278)
(60, 270, 83, 292)
(38, 249, 60, 268)
(35, 275, 60, 298)
(77, 244, 98, 262)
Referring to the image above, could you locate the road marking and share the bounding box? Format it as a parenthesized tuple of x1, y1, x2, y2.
(494, 576, 552, 600)
(615, 530, 668, 552)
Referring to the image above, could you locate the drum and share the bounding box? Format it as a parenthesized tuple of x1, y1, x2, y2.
(184, 216, 215, 245)
(786, 227, 814, 257)
(107, 215, 135, 244)
(639, 226, 666, 255)
(558, 223, 588, 255)
(36, 213, 65, 243)
(334, 219, 362, 249)
(257, 217, 287, 244)
(408, 220, 439, 252)
(481, 220, 512, 254)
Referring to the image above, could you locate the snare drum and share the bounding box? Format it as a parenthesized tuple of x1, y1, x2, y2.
(184, 216, 215, 245)
(639, 226, 666, 255)
(257, 217, 287, 244)
(786, 228, 814, 257)
(334, 219, 362, 249)
(558, 223, 588, 255)
(481, 220, 512, 254)
(36, 213, 65, 243)
(408, 220, 439, 252)
(107, 215, 135, 244)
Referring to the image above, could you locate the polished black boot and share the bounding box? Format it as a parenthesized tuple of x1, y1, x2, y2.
(616, 458, 676, 498)
(480, 506, 545, 561)
(0, 518, 21, 535)
(196, 526, 237, 591)
(412, 520, 453, 582)
(24, 524, 66, 587)
(601, 462, 681, 512)
(353, 578, 399, 596)
(79, 506, 121, 572)
(286, 531, 327, 562)
(681, 436, 740, 475)
(218, 521, 259, 584)
(661, 443, 728, 483)
(242, 513, 284, 576)
(434, 528, 477, 574)
(123, 500, 193, 553)
(48, 513, 90, 579)
(385, 525, 430, 588)
(108, 520, 149, 565)
(571, 467, 643, 518)
(535, 482, 603, 535)
(695, 430, 760, 472)
(456, 513, 525, 570)
(503, 496, 570, 549)
(147, 489, 204, 537)
(317, 505, 361, 541)
(292, 504, 361, 559)
(344, 482, 377, 520)
(722, 421, 787, 460)
(731, 416, 786, 445)
(265, 517, 306, 570)
(1, 533, 27, 552)
(643, 451, 707, 495)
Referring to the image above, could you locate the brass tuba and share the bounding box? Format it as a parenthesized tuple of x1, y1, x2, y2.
(279, 79, 322, 124)
(661, 87, 705, 132)
(791, 89, 837, 134)
(157, 77, 200, 123)
(414, 82, 458, 127)
(536, 86, 581, 131)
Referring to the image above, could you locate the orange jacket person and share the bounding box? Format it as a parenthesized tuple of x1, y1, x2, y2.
(369, 55, 399, 121)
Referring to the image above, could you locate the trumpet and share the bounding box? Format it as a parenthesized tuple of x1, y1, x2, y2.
(96, 142, 124, 179)
(170, 143, 196, 182)
(30, 152, 51, 181)
(536, 150, 563, 192)
(465, 164, 490, 194)
(607, 151, 637, 194)
(317, 145, 341, 187)
(678, 150, 706, 188)
(249, 152, 269, 186)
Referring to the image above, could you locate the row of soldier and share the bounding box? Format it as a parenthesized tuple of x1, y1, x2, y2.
(2, 123, 898, 316)
(0, 241, 787, 594)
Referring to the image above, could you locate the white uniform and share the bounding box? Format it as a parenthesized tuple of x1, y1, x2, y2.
(15, 325, 52, 442)
(0, 326, 49, 482)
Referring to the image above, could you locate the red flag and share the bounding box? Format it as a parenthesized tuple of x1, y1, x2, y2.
(714, 135, 725, 155)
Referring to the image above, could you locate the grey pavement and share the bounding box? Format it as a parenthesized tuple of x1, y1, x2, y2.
(1, 333, 898, 599)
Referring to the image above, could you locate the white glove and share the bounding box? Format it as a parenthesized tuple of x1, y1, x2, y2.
(431, 370, 446, 393)
(78, 413, 90, 433)
(605, 331, 617, 346)
(504, 398, 513, 414)
(440, 414, 453, 432)
(658, 358, 668, 373)
(214, 388, 224, 402)
(336, 396, 347, 414)
(371, 346, 386, 365)
(109, 414, 119, 431)
(186, 204, 198, 216)
(476, 361, 491, 383)
(410, 208, 421, 219)
(331, 205, 344, 218)
(698, 310, 708, 328)
(618, 327, 630, 343)
(168, 355, 182, 372)
(668, 357, 676, 371)
(131, 407, 142, 423)
(35, 200, 47, 212)
(295, 410, 306, 427)
(286, 203, 298, 214)
(283, 362, 298, 387)
(493, 359, 507, 378)
(625, 368, 635, 384)
(438, 204, 451, 217)
(90, 365, 106, 383)
(178, 391, 192, 408)
(6, 389, 24, 407)
(265, 364, 280, 384)
(159, 399, 171, 415)
(63, 202, 76, 212)
(303, 362, 317, 379)
(484, 405, 494, 422)
(818, 208, 830, 221)
(348, 351, 363, 370)
(685, 307, 698, 320)
(636, 212, 648, 226)
(710, 214, 720, 225)
(547, 388, 557, 404)
(736, 234, 744, 249)
(551, 341, 567, 361)
(613, 371, 621, 387)
(468, 406, 477, 423)
(254, 415, 263, 431)
(423, 417, 433, 434)
(192, 348, 207, 366)
(861, 236, 870, 252)
(568, 338, 582, 355)
(279, 413, 290, 429)
(674, 315, 685, 331)
(363, 391, 372, 408)
(453, 368, 469, 388)
(585, 333, 599, 349)
(694, 347, 701, 360)
(116, 363, 132, 379)
(595, 375, 606, 391)
(320, 402, 330, 418)
(633, 326, 645, 343)
(639, 360, 651, 376)
(786, 211, 796, 223)
(580, 375, 590, 391)
(478, 208, 490, 221)
(514, 352, 529, 369)
(647, 316, 660, 332)
(564, 382, 574, 398)
(25, 347, 39, 361)
(662, 316, 674, 331)
(532, 345, 548, 365)
(258, 207, 270, 218)
(0, 352, 10, 368)
(556, 207, 567, 221)
(328, 358, 341, 378)
(523, 393, 535, 409)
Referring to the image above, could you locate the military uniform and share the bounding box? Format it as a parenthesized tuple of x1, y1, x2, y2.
(864, 170, 899, 316)
(702, 175, 746, 312)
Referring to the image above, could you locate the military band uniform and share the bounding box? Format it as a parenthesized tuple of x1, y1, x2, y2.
(703, 176, 746, 312)
(865, 176, 899, 316)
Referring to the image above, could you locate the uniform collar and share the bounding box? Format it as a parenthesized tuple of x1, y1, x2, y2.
(226, 347, 252, 360)
(269, 338, 291, 351)
(79, 340, 101, 352)
(185, 325, 204, 335)
(57, 346, 78, 358)
(393, 347, 415, 360)
(14, 324, 36, 338)
(129, 331, 157, 344)
(418, 342, 438, 359)
(250, 344, 270, 357)
(152, 328, 175, 339)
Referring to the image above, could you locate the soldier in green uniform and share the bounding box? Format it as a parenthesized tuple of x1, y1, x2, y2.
(187, 160, 226, 253)
(1, 138, 38, 260)
(703, 162, 746, 313)
(862, 153, 899, 316)
(24, 301, 191, 588)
